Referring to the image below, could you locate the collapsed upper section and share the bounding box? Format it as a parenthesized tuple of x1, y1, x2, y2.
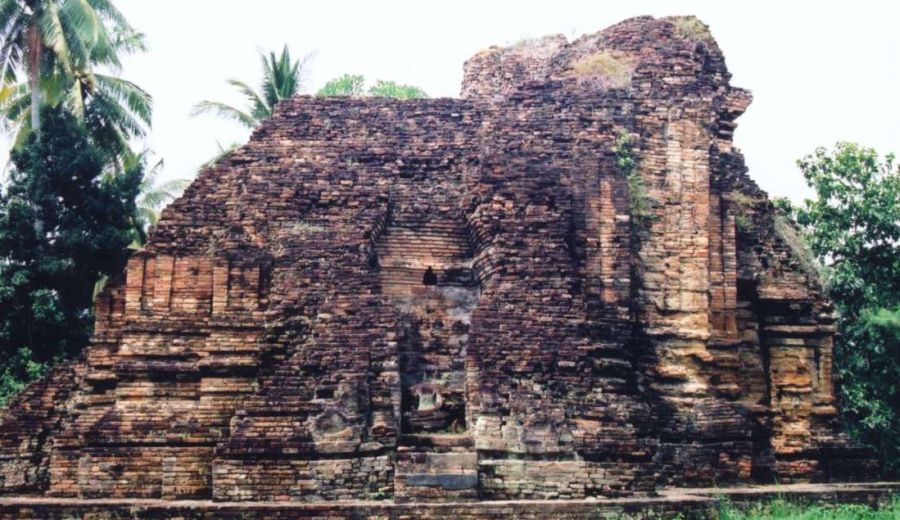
(462, 16, 743, 108)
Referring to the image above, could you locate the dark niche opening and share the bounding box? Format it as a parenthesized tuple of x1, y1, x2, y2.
(423, 266, 438, 286)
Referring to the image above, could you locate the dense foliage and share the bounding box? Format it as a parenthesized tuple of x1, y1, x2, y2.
(790, 142, 900, 474)
(0, 108, 141, 404)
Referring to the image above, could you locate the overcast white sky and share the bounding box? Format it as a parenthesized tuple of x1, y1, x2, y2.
(3, 1, 899, 202)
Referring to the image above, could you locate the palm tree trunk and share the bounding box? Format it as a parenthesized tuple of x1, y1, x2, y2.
(27, 23, 42, 135)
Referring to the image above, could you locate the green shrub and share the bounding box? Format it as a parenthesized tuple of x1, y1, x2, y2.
(511, 37, 538, 49)
(615, 133, 653, 226)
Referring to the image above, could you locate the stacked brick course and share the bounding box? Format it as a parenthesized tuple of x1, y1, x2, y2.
(0, 15, 873, 505)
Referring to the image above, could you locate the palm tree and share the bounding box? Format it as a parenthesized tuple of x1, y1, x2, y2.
(1, 65, 151, 163)
(199, 141, 240, 170)
(0, 0, 136, 134)
(91, 152, 188, 300)
(191, 45, 304, 129)
(127, 153, 190, 247)
(1, 6, 149, 165)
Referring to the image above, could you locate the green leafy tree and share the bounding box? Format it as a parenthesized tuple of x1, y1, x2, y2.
(317, 74, 428, 99)
(792, 142, 900, 473)
(0, 108, 141, 398)
(368, 79, 428, 99)
(316, 73, 365, 97)
(192, 45, 305, 129)
(0, 0, 137, 134)
(0, 346, 47, 406)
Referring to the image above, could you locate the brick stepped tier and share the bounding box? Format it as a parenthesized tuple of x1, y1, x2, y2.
(0, 483, 896, 519)
(394, 446, 479, 502)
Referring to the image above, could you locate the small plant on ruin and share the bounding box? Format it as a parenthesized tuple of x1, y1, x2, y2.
(673, 17, 713, 43)
(734, 213, 753, 233)
(771, 196, 820, 277)
(567, 51, 636, 89)
(773, 213, 821, 280)
(731, 192, 760, 234)
(615, 133, 653, 227)
(200, 141, 241, 172)
(206, 235, 219, 257)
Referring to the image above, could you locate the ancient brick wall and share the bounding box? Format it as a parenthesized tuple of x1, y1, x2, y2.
(0, 15, 873, 503)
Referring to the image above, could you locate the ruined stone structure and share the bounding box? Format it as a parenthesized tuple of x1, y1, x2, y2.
(0, 16, 874, 507)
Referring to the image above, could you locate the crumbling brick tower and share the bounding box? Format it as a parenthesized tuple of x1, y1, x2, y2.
(0, 16, 873, 502)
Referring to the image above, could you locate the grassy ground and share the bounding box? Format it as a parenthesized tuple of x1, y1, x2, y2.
(716, 496, 900, 519)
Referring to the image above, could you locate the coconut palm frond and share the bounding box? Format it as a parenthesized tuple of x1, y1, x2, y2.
(191, 100, 257, 129)
(37, 2, 73, 74)
(194, 44, 304, 130)
(0, 0, 143, 138)
(94, 72, 152, 127)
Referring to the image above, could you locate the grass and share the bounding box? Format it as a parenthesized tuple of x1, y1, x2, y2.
(673, 17, 713, 43)
(717, 496, 900, 520)
(774, 213, 822, 279)
(511, 36, 539, 48)
(566, 51, 636, 89)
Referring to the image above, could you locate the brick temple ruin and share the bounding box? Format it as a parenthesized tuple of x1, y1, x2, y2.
(0, 15, 877, 510)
